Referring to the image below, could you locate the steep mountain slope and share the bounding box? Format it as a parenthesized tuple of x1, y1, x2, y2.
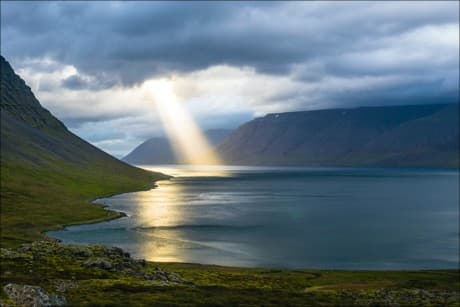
(123, 129, 232, 165)
(218, 104, 459, 167)
(0, 55, 168, 246)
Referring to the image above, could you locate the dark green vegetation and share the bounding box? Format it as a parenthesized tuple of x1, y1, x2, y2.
(1, 242, 459, 306)
(1, 56, 458, 305)
(218, 103, 460, 168)
(123, 129, 232, 164)
(0, 55, 169, 247)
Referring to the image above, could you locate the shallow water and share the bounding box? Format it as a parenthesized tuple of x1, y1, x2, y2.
(48, 165, 459, 269)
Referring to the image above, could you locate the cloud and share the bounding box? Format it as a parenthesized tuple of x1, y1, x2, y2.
(2, 2, 458, 85)
(1, 1, 458, 156)
(61, 74, 118, 91)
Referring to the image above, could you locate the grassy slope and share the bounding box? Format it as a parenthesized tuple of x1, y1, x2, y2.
(0, 110, 169, 248)
(0, 159, 167, 248)
(1, 242, 458, 306)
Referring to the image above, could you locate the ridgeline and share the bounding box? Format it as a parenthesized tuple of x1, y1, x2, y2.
(219, 104, 459, 168)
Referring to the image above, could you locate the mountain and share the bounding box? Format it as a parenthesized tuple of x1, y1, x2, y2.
(123, 129, 232, 165)
(218, 104, 459, 168)
(0, 55, 168, 246)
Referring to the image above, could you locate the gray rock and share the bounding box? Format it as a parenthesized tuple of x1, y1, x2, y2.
(18, 244, 31, 252)
(135, 259, 146, 267)
(152, 272, 168, 282)
(167, 273, 183, 283)
(54, 280, 78, 293)
(3, 283, 66, 306)
(0, 248, 32, 260)
(103, 246, 124, 257)
(83, 258, 112, 270)
(69, 246, 91, 258)
(143, 274, 154, 281)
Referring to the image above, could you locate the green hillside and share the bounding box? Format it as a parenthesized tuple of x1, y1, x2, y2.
(0, 55, 169, 247)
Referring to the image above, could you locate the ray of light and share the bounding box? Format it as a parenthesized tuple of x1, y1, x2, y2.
(142, 79, 223, 166)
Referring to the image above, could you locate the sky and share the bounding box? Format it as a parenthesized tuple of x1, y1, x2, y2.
(1, 1, 459, 157)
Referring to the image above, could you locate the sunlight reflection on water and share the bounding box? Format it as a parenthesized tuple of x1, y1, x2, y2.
(130, 179, 185, 262)
(48, 165, 459, 269)
(139, 164, 235, 177)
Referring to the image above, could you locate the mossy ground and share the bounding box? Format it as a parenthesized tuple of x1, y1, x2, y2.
(1, 242, 459, 306)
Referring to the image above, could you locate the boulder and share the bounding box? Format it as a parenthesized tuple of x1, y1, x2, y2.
(103, 246, 124, 257)
(83, 258, 112, 270)
(3, 283, 66, 306)
(135, 259, 146, 267)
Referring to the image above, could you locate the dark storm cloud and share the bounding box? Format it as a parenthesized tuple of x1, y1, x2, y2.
(2, 1, 458, 91)
(61, 74, 118, 91)
(2, 2, 287, 85)
(266, 74, 459, 113)
(61, 75, 90, 90)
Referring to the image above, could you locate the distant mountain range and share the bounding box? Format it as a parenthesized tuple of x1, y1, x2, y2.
(217, 104, 459, 168)
(122, 129, 232, 164)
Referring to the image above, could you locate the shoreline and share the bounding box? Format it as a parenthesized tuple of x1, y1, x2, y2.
(41, 178, 169, 238)
(44, 168, 459, 272)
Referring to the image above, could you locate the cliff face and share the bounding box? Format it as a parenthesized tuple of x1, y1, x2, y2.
(218, 104, 459, 168)
(1, 57, 66, 132)
(1, 55, 80, 166)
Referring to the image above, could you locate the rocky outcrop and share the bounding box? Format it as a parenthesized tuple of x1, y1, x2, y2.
(3, 283, 66, 307)
(0, 55, 67, 131)
(2, 241, 190, 285)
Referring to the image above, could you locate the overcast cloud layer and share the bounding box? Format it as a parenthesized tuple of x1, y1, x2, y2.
(1, 1, 459, 157)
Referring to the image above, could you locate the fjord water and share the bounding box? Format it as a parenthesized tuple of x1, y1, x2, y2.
(48, 165, 459, 269)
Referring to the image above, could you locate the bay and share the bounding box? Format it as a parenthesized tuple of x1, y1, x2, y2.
(48, 165, 459, 269)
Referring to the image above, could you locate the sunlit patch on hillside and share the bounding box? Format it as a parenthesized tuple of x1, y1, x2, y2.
(142, 79, 224, 167)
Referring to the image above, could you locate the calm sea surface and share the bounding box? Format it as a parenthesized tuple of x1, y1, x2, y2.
(48, 165, 459, 269)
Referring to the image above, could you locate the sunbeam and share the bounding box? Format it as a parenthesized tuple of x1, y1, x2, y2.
(143, 79, 223, 166)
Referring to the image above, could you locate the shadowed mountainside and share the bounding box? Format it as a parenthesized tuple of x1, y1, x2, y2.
(0, 55, 168, 246)
(123, 129, 232, 165)
(218, 104, 459, 168)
